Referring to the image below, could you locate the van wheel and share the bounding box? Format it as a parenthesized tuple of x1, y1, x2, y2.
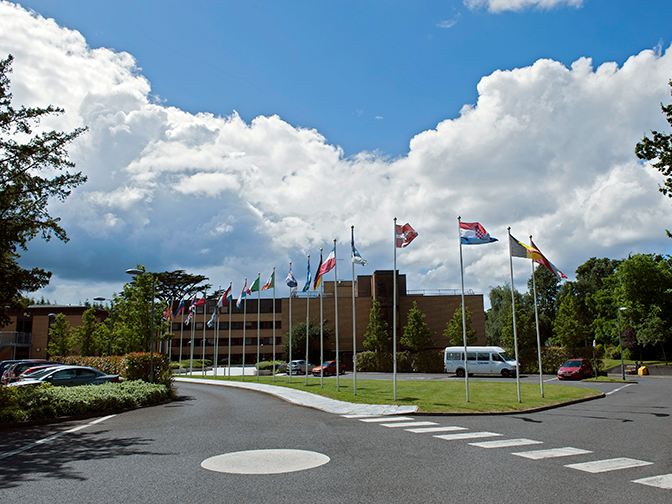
(501, 369, 510, 378)
(456, 369, 465, 378)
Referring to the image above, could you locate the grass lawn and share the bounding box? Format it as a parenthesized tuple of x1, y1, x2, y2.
(584, 376, 637, 383)
(602, 358, 668, 369)
(196, 375, 601, 413)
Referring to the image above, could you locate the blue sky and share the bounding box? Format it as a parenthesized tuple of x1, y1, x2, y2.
(2, 0, 672, 306)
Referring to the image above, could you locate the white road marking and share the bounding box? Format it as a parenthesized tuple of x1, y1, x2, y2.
(358, 416, 415, 423)
(405, 426, 468, 434)
(380, 421, 438, 428)
(435, 432, 502, 441)
(566, 458, 653, 473)
(606, 383, 634, 396)
(470, 438, 543, 449)
(632, 474, 672, 490)
(0, 414, 116, 460)
(202, 449, 330, 474)
(512, 447, 592, 460)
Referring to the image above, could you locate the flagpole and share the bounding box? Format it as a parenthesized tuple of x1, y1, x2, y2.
(179, 300, 184, 374)
(243, 278, 247, 382)
(333, 239, 340, 392)
(214, 286, 221, 378)
(507, 227, 522, 403)
(168, 298, 173, 363)
(320, 248, 324, 388)
(458, 216, 470, 402)
(202, 290, 207, 378)
(351, 226, 357, 396)
(305, 255, 310, 386)
(393, 217, 397, 401)
(272, 267, 276, 382)
(256, 272, 261, 382)
(189, 297, 195, 377)
(288, 262, 293, 384)
(228, 282, 232, 378)
(530, 236, 545, 398)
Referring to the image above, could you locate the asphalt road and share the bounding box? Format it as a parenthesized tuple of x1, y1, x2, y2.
(0, 376, 670, 503)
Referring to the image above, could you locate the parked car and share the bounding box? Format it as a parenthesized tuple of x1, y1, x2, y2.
(311, 360, 346, 377)
(557, 358, 593, 380)
(8, 365, 120, 388)
(19, 363, 64, 378)
(2, 359, 52, 385)
(289, 360, 313, 375)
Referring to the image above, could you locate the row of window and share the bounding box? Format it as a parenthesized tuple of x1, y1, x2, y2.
(171, 337, 282, 347)
(172, 321, 281, 332)
(178, 298, 282, 316)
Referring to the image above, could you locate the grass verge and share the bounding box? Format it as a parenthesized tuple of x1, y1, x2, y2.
(192, 375, 601, 413)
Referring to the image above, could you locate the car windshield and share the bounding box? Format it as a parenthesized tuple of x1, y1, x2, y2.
(23, 368, 56, 378)
(499, 352, 513, 361)
(563, 360, 581, 367)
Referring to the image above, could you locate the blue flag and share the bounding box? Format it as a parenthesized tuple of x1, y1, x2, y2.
(302, 256, 311, 293)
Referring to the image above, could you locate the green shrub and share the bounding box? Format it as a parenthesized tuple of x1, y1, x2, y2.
(396, 351, 413, 372)
(355, 351, 394, 372)
(256, 360, 286, 372)
(412, 349, 444, 373)
(123, 353, 173, 387)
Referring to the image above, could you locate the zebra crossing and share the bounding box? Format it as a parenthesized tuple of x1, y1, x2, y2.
(342, 414, 672, 491)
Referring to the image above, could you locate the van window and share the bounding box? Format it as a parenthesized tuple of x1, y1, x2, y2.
(445, 352, 461, 360)
(466, 353, 476, 361)
(499, 352, 513, 361)
(477, 352, 490, 361)
(492, 353, 503, 362)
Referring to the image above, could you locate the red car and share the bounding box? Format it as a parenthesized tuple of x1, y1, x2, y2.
(557, 358, 593, 380)
(311, 360, 346, 377)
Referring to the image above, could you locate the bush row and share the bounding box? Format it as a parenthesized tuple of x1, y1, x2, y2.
(0, 380, 172, 425)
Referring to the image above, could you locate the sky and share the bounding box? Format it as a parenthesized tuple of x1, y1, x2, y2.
(2, 0, 672, 307)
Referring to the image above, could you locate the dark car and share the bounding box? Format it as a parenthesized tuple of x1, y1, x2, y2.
(557, 358, 593, 380)
(311, 360, 346, 377)
(8, 365, 120, 388)
(19, 363, 64, 378)
(2, 359, 52, 385)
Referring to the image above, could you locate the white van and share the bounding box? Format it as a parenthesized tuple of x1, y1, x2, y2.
(444, 346, 517, 378)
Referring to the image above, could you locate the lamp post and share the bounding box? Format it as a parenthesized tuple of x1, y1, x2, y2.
(93, 297, 114, 356)
(126, 268, 155, 383)
(617, 306, 627, 381)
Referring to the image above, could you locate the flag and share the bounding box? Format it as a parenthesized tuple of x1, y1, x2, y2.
(314, 247, 336, 289)
(262, 270, 275, 291)
(286, 268, 298, 288)
(185, 294, 205, 325)
(313, 250, 324, 290)
(172, 298, 185, 319)
(207, 310, 217, 328)
(460, 221, 498, 245)
(395, 222, 418, 248)
(351, 228, 367, 265)
(247, 276, 260, 295)
(162, 300, 173, 321)
(302, 256, 311, 292)
(509, 234, 544, 260)
(236, 280, 247, 309)
(530, 239, 567, 279)
(221, 286, 232, 306)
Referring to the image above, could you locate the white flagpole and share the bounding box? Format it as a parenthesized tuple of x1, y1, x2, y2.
(243, 278, 247, 382)
(530, 236, 544, 398)
(272, 267, 276, 382)
(305, 255, 310, 386)
(507, 227, 522, 403)
(189, 299, 195, 377)
(168, 298, 173, 362)
(333, 239, 340, 392)
(393, 217, 398, 401)
(288, 262, 293, 384)
(214, 287, 220, 378)
(178, 301, 184, 373)
(351, 226, 357, 396)
(256, 272, 261, 382)
(202, 291, 207, 378)
(319, 248, 324, 388)
(458, 216, 470, 402)
(227, 282, 232, 378)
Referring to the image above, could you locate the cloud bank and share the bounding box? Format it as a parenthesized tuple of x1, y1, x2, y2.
(464, 0, 583, 13)
(1, 1, 671, 305)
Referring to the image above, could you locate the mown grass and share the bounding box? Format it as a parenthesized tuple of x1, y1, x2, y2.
(197, 375, 601, 413)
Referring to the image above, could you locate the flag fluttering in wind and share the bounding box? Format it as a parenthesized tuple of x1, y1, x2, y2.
(236, 280, 247, 309)
(172, 298, 185, 319)
(302, 256, 311, 293)
(185, 294, 205, 325)
(221, 286, 232, 306)
(395, 223, 418, 248)
(509, 234, 544, 260)
(313, 250, 324, 290)
(286, 267, 298, 288)
(460, 221, 498, 245)
(162, 300, 173, 321)
(262, 271, 275, 291)
(351, 228, 367, 265)
(530, 238, 567, 279)
(314, 247, 336, 290)
(247, 276, 260, 295)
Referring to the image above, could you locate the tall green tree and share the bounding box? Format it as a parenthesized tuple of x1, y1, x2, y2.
(553, 291, 589, 348)
(443, 304, 478, 346)
(527, 266, 561, 345)
(635, 80, 672, 237)
(155, 270, 211, 303)
(400, 301, 435, 351)
(75, 308, 106, 356)
(281, 320, 330, 365)
(0, 55, 87, 325)
(362, 300, 391, 353)
(47, 313, 74, 356)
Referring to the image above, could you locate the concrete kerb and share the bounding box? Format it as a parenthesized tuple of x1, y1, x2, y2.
(175, 377, 606, 416)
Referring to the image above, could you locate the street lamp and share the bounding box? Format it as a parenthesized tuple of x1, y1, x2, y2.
(93, 297, 114, 356)
(126, 268, 155, 383)
(617, 306, 627, 381)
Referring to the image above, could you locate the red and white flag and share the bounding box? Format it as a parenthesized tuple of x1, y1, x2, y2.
(395, 223, 418, 248)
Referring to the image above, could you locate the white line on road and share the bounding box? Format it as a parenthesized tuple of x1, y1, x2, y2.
(512, 447, 592, 460)
(405, 426, 468, 434)
(435, 432, 502, 441)
(566, 458, 653, 473)
(358, 416, 415, 423)
(632, 474, 672, 490)
(470, 438, 543, 449)
(606, 383, 634, 396)
(0, 414, 116, 460)
(380, 421, 438, 428)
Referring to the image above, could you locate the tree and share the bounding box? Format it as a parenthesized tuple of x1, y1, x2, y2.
(553, 291, 589, 348)
(75, 308, 106, 356)
(0, 55, 87, 325)
(635, 80, 672, 237)
(47, 313, 74, 356)
(155, 270, 211, 303)
(527, 266, 561, 345)
(362, 300, 391, 353)
(443, 304, 478, 346)
(281, 320, 330, 365)
(401, 301, 435, 351)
